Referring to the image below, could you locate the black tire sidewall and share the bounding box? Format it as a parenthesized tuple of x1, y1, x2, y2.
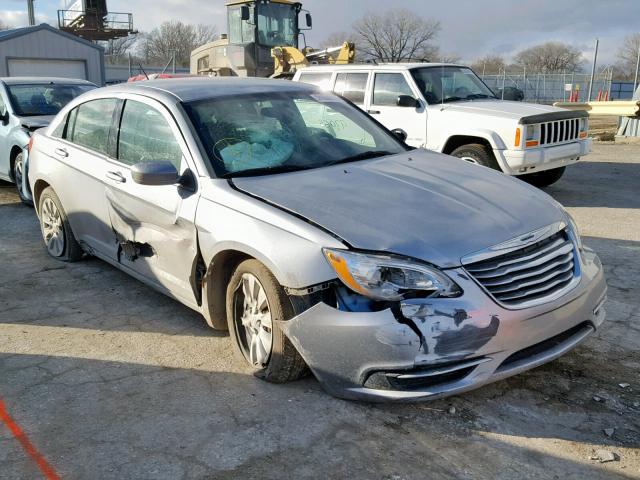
(13, 153, 31, 204)
(38, 187, 82, 261)
(451, 144, 498, 170)
(225, 259, 302, 382)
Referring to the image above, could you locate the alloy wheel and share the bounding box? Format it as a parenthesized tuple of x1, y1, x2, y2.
(14, 157, 24, 197)
(41, 197, 65, 257)
(234, 273, 273, 367)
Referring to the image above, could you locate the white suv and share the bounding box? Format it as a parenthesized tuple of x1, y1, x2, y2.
(293, 64, 591, 187)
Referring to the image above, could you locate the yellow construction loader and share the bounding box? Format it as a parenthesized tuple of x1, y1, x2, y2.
(190, 0, 354, 79)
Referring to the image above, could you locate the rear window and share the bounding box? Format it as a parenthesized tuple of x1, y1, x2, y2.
(7, 83, 95, 117)
(334, 73, 368, 105)
(297, 72, 333, 91)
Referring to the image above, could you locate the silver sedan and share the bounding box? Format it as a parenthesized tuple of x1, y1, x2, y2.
(28, 78, 607, 401)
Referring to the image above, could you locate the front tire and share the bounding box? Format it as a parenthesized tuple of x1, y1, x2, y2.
(226, 259, 307, 383)
(38, 187, 83, 262)
(13, 153, 32, 206)
(518, 167, 566, 188)
(450, 143, 500, 171)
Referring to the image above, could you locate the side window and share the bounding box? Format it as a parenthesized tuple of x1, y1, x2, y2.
(118, 100, 182, 168)
(197, 55, 210, 74)
(294, 98, 375, 147)
(0, 92, 6, 114)
(68, 98, 118, 156)
(51, 114, 67, 138)
(297, 72, 333, 91)
(373, 73, 414, 106)
(334, 73, 368, 105)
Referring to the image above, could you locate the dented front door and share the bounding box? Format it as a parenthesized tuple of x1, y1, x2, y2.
(104, 96, 200, 307)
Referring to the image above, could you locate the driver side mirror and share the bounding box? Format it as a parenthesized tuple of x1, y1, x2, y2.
(240, 5, 251, 21)
(0, 107, 8, 126)
(391, 128, 408, 143)
(305, 13, 312, 28)
(397, 95, 419, 108)
(131, 161, 179, 186)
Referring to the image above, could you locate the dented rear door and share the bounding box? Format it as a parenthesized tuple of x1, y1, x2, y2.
(104, 96, 200, 307)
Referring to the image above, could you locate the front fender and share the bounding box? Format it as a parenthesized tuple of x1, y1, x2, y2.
(444, 129, 507, 151)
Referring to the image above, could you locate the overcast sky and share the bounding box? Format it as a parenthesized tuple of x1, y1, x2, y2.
(2, 0, 639, 66)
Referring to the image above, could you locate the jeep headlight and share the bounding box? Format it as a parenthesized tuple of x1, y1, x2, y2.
(323, 248, 461, 301)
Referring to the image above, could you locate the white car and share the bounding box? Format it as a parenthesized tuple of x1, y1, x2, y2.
(294, 64, 591, 187)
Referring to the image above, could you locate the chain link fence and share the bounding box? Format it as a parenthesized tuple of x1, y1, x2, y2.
(479, 71, 614, 104)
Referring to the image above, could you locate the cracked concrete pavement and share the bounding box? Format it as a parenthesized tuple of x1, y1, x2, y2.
(0, 143, 638, 479)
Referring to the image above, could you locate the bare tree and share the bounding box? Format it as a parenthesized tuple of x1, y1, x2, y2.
(139, 21, 217, 67)
(430, 50, 461, 64)
(470, 54, 506, 75)
(352, 9, 441, 62)
(320, 31, 357, 49)
(514, 42, 583, 73)
(616, 33, 640, 79)
(102, 35, 138, 65)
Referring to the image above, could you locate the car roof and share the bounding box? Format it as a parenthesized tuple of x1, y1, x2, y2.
(98, 76, 318, 103)
(0, 77, 97, 86)
(297, 63, 467, 72)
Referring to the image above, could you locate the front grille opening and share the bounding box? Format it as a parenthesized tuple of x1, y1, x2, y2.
(363, 359, 482, 391)
(464, 230, 578, 308)
(498, 321, 593, 371)
(539, 118, 580, 146)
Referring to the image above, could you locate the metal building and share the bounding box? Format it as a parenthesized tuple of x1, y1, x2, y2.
(0, 23, 105, 85)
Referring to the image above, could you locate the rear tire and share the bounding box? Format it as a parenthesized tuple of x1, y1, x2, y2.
(38, 187, 83, 262)
(226, 259, 307, 383)
(518, 167, 566, 188)
(450, 143, 500, 171)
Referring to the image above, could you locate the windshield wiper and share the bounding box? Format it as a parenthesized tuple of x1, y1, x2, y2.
(441, 96, 463, 103)
(466, 94, 496, 100)
(221, 164, 315, 178)
(323, 150, 395, 168)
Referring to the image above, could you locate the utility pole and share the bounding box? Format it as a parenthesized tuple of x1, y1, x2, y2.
(587, 39, 599, 102)
(633, 42, 640, 94)
(27, 0, 35, 26)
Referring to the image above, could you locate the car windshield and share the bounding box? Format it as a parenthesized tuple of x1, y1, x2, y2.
(410, 66, 497, 104)
(7, 83, 95, 116)
(184, 91, 407, 178)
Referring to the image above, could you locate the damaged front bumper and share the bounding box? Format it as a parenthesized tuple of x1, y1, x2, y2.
(280, 249, 606, 402)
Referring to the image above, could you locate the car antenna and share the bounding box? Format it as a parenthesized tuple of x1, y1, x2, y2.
(138, 63, 149, 80)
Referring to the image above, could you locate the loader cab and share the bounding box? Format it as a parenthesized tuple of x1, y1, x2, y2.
(225, 0, 310, 76)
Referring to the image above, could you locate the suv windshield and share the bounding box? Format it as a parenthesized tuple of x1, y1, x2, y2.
(184, 91, 406, 178)
(410, 66, 497, 104)
(7, 83, 95, 116)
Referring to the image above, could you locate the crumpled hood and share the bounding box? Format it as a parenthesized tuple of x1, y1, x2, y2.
(232, 150, 565, 268)
(441, 100, 567, 121)
(18, 115, 55, 131)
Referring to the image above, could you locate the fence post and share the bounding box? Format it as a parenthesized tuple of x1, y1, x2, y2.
(501, 68, 506, 99)
(535, 74, 539, 102)
(588, 39, 599, 102)
(634, 43, 640, 94)
(523, 67, 527, 101)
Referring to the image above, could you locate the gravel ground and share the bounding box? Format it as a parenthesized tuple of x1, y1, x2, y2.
(0, 143, 638, 479)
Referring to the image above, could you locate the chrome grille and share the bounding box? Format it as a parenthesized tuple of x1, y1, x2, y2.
(464, 230, 578, 308)
(540, 118, 580, 145)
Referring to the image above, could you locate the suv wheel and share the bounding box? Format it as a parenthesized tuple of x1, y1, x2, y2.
(518, 167, 566, 188)
(451, 143, 500, 171)
(226, 259, 307, 383)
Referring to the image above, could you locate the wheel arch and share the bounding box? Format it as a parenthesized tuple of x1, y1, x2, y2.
(442, 135, 494, 155)
(201, 248, 253, 330)
(32, 179, 51, 213)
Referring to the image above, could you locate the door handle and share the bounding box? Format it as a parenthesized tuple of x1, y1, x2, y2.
(54, 147, 68, 158)
(106, 171, 126, 183)
(367, 110, 381, 115)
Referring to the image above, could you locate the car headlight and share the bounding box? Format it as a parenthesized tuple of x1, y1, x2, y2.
(565, 212, 583, 250)
(322, 248, 461, 301)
